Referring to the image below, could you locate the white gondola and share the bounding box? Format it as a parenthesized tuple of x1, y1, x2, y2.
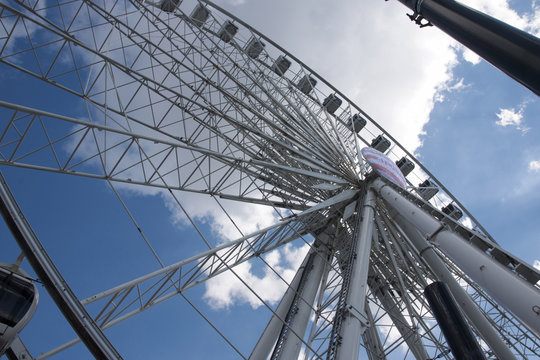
(0, 264, 38, 356)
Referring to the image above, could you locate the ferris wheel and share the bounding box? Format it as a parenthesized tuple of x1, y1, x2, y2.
(0, 0, 539, 359)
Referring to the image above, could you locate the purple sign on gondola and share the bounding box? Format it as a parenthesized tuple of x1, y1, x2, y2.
(361, 147, 406, 189)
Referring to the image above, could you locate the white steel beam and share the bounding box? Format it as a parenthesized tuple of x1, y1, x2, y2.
(249, 248, 313, 360)
(362, 304, 387, 360)
(274, 242, 330, 359)
(373, 178, 540, 337)
(0, 173, 123, 360)
(336, 188, 376, 360)
(434, 230, 540, 338)
(373, 178, 517, 360)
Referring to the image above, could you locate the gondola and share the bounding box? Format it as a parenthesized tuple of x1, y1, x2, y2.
(0, 263, 38, 356)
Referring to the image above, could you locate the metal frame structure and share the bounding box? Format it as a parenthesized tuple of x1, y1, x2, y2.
(0, 0, 539, 359)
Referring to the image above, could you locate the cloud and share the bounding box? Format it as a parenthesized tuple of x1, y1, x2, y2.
(459, 0, 540, 35)
(495, 107, 523, 127)
(495, 105, 529, 133)
(203, 243, 310, 309)
(219, 0, 462, 154)
(460, 216, 474, 230)
(529, 160, 540, 173)
(507, 157, 540, 198)
(163, 191, 280, 242)
(462, 48, 482, 65)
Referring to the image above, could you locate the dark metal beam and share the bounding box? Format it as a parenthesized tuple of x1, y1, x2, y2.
(0, 172, 123, 360)
(424, 281, 486, 360)
(396, 0, 540, 97)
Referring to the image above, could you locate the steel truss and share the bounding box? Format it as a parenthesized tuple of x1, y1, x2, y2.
(0, 0, 539, 359)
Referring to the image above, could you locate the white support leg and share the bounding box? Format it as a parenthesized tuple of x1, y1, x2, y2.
(249, 248, 313, 360)
(274, 243, 330, 359)
(434, 231, 540, 338)
(375, 176, 540, 336)
(336, 188, 376, 360)
(373, 178, 517, 360)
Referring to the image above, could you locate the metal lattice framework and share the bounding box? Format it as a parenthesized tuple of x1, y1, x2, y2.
(0, 0, 539, 359)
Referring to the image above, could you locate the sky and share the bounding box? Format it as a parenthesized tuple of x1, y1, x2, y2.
(1, 0, 539, 359)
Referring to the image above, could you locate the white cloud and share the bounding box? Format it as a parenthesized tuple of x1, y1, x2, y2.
(529, 160, 540, 173)
(496, 107, 523, 127)
(495, 106, 529, 133)
(460, 216, 474, 230)
(462, 48, 482, 65)
(507, 158, 540, 198)
(459, 0, 540, 35)
(219, 0, 461, 154)
(203, 243, 310, 309)
(163, 191, 279, 242)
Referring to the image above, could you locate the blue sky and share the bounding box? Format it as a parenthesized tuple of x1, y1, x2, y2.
(1, 0, 539, 359)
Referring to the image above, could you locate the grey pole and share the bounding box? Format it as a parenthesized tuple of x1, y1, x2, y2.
(249, 248, 313, 360)
(373, 178, 516, 359)
(272, 243, 330, 359)
(336, 188, 376, 360)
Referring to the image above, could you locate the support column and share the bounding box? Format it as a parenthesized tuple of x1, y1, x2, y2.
(249, 248, 313, 360)
(373, 178, 517, 360)
(336, 188, 376, 360)
(373, 178, 540, 337)
(271, 243, 330, 359)
(424, 281, 486, 360)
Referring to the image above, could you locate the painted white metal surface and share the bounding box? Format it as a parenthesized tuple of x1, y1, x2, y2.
(249, 250, 310, 360)
(373, 178, 518, 360)
(278, 244, 330, 359)
(336, 189, 376, 360)
(436, 232, 540, 337)
(373, 178, 540, 337)
(393, 217, 517, 360)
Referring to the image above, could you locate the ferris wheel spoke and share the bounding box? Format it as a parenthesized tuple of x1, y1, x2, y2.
(0, 0, 354, 188)
(0, 101, 354, 209)
(34, 209, 331, 358)
(80, 209, 324, 318)
(132, 0, 354, 172)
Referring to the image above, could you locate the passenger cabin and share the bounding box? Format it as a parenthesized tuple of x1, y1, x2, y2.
(370, 135, 391, 153)
(418, 179, 439, 201)
(297, 75, 317, 95)
(218, 21, 238, 43)
(347, 114, 366, 133)
(0, 265, 38, 356)
(272, 56, 291, 76)
(442, 203, 463, 220)
(244, 37, 265, 58)
(396, 157, 415, 177)
(159, 0, 181, 13)
(323, 94, 342, 114)
(190, 4, 210, 27)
